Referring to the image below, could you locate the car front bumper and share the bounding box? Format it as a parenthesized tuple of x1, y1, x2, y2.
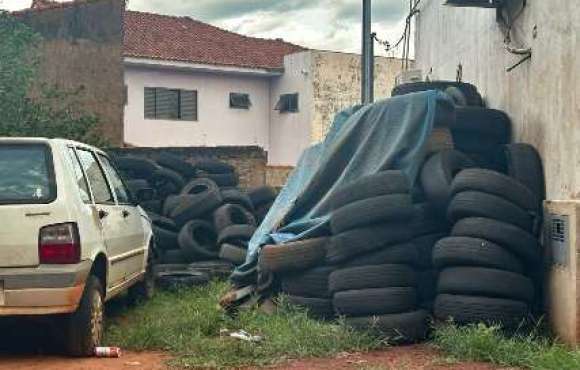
(0, 260, 92, 315)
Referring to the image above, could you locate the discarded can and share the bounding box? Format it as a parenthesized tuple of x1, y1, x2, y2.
(94, 346, 122, 358)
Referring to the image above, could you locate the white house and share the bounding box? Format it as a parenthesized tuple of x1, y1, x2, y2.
(123, 11, 406, 167)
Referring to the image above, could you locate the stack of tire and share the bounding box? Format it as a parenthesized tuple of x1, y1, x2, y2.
(260, 171, 429, 342)
(113, 153, 277, 288)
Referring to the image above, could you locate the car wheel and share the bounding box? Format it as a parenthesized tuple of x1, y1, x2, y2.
(64, 275, 104, 357)
(127, 259, 156, 305)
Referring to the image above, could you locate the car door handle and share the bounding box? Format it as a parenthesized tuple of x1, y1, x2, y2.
(98, 209, 109, 219)
(122, 210, 130, 218)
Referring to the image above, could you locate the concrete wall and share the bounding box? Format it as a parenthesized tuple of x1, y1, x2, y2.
(124, 66, 271, 149)
(310, 51, 407, 143)
(109, 146, 267, 189)
(18, 0, 125, 146)
(268, 52, 314, 166)
(415, 0, 580, 200)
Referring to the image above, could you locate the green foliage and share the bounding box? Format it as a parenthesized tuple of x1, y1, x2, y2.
(433, 323, 580, 370)
(105, 281, 383, 369)
(0, 11, 107, 146)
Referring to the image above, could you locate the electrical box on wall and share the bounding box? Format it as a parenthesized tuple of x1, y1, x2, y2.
(544, 201, 580, 345)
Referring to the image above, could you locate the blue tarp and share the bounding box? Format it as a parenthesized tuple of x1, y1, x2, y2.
(231, 91, 454, 285)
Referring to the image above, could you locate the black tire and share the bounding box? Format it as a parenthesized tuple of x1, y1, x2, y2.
(392, 81, 483, 107)
(150, 168, 185, 198)
(254, 202, 272, 222)
(115, 156, 159, 179)
(188, 260, 234, 279)
(326, 171, 410, 211)
(411, 203, 450, 237)
(451, 107, 511, 141)
(156, 153, 196, 178)
(219, 243, 247, 265)
(452, 218, 540, 263)
(126, 179, 151, 195)
(413, 233, 446, 269)
(340, 242, 418, 268)
(326, 223, 412, 265)
(248, 186, 277, 208)
(153, 225, 179, 251)
(333, 287, 417, 316)
(504, 144, 546, 203)
(156, 271, 209, 291)
(420, 150, 475, 212)
(221, 189, 254, 211)
(170, 190, 223, 227)
(140, 200, 162, 214)
(330, 194, 414, 234)
(433, 237, 524, 274)
(434, 294, 529, 327)
(127, 254, 156, 305)
(260, 238, 328, 273)
(159, 249, 189, 264)
(148, 213, 178, 231)
(181, 178, 220, 196)
(178, 220, 219, 260)
(162, 195, 183, 217)
(153, 263, 191, 274)
(63, 276, 104, 356)
(346, 310, 428, 343)
(417, 270, 437, 306)
(281, 266, 334, 298)
(437, 267, 534, 303)
(193, 159, 234, 174)
(448, 191, 533, 232)
(451, 169, 539, 212)
(200, 172, 239, 187)
(213, 204, 256, 232)
(329, 264, 416, 293)
(217, 224, 257, 245)
(287, 296, 335, 320)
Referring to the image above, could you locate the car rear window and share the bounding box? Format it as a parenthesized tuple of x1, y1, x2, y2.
(0, 144, 56, 204)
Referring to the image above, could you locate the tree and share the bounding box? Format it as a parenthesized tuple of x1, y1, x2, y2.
(0, 11, 108, 147)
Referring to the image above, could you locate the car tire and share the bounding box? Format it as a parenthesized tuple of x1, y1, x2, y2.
(248, 186, 277, 208)
(127, 254, 156, 305)
(333, 287, 417, 316)
(181, 178, 220, 196)
(178, 220, 218, 260)
(219, 243, 247, 265)
(434, 294, 529, 327)
(451, 169, 539, 212)
(260, 237, 328, 273)
(221, 189, 254, 211)
(420, 150, 475, 212)
(63, 275, 104, 357)
(199, 173, 239, 187)
(451, 107, 511, 141)
(340, 242, 418, 268)
(326, 171, 409, 211)
(171, 190, 223, 227)
(156, 271, 209, 291)
(326, 223, 412, 265)
(153, 225, 179, 251)
(452, 218, 540, 263)
(329, 264, 416, 293)
(504, 144, 546, 204)
(217, 224, 257, 245)
(413, 233, 447, 269)
(437, 267, 534, 303)
(417, 270, 437, 307)
(193, 159, 234, 174)
(159, 249, 189, 264)
(329, 194, 414, 234)
(286, 296, 335, 320)
(115, 156, 159, 179)
(156, 153, 196, 178)
(345, 310, 428, 343)
(391, 81, 483, 107)
(150, 168, 185, 198)
(433, 236, 524, 274)
(281, 266, 334, 298)
(213, 204, 256, 232)
(448, 191, 533, 232)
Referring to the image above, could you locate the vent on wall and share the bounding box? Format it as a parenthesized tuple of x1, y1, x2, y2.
(549, 215, 569, 267)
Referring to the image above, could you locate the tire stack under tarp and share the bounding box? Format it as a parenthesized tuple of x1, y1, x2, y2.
(113, 153, 277, 289)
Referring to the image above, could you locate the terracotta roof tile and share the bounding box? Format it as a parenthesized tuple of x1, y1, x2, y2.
(123, 11, 307, 71)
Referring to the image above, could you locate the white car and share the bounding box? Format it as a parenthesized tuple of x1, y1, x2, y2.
(0, 138, 155, 356)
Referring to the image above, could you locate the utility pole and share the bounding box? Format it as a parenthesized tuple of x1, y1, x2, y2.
(361, 0, 374, 104)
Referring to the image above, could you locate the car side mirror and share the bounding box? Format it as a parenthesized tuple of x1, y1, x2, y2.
(135, 188, 155, 202)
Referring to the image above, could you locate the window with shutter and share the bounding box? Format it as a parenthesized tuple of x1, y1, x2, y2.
(143, 87, 198, 121)
(274, 93, 299, 113)
(230, 93, 251, 109)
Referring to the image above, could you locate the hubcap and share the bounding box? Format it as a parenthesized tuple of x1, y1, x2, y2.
(90, 291, 104, 346)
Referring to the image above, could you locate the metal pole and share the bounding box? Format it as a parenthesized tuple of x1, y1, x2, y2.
(361, 0, 374, 104)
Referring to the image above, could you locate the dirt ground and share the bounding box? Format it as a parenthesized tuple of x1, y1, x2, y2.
(0, 346, 512, 370)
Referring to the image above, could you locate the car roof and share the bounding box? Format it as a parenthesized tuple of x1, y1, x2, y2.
(0, 137, 105, 154)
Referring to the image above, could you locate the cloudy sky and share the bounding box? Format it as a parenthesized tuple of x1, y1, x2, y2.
(0, 0, 411, 56)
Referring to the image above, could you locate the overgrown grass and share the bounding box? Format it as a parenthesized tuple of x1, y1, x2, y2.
(105, 281, 383, 369)
(433, 323, 580, 370)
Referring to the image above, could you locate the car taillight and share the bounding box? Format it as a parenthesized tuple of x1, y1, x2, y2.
(39, 223, 81, 264)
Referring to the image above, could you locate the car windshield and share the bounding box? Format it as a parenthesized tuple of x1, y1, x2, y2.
(0, 144, 55, 204)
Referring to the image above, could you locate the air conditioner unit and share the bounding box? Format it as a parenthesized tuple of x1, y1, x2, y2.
(544, 200, 580, 345)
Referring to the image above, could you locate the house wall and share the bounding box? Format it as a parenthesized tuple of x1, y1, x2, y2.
(415, 0, 580, 200)
(18, 0, 125, 146)
(310, 51, 407, 143)
(124, 66, 271, 150)
(268, 52, 314, 166)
